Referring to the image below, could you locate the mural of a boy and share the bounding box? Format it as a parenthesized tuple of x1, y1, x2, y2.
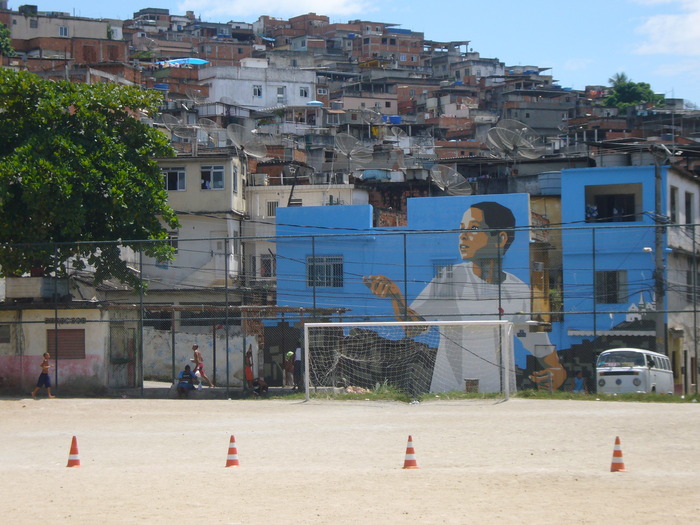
(365, 200, 566, 392)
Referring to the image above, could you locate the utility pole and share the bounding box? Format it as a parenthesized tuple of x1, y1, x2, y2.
(651, 144, 671, 355)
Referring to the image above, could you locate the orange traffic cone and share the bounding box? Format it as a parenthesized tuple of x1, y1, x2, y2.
(225, 435, 240, 467)
(402, 435, 419, 469)
(66, 435, 81, 468)
(610, 436, 626, 472)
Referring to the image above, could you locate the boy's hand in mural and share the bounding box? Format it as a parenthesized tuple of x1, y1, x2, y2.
(529, 350, 566, 390)
(363, 275, 425, 334)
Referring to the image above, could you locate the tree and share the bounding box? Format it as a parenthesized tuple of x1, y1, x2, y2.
(0, 22, 15, 57)
(0, 69, 179, 288)
(604, 72, 664, 111)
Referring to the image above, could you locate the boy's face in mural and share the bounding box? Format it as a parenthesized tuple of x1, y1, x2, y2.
(459, 207, 509, 261)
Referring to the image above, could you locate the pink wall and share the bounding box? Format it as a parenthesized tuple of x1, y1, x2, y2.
(0, 354, 105, 392)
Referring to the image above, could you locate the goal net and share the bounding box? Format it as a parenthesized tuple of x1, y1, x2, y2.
(303, 320, 514, 399)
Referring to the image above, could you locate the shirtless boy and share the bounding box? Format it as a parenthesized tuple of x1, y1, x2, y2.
(190, 344, 215, 388)
(31, 352, 56, 399)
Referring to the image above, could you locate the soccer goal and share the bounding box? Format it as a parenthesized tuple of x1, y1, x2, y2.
(303, 320, 514, 400)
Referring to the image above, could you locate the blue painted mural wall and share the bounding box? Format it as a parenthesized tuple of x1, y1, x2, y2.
(558, 165, 663, 349)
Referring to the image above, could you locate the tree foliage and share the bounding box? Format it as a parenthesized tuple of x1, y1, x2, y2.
(604, 72, 664, 111)
(0, 69, 179, 288)
(0, 22, 15, 57)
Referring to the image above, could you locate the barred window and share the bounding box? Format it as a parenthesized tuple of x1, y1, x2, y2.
(307, 256, 343, 288)
(595, 270, 628, 304)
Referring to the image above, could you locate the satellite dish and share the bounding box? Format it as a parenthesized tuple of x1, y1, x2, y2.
(156, 113, 182, 130)
(171, 125, 198, 140)
(430, 165, 472, 195)
(390, 126, 407, 140)
(485, 119, 546, 160)
(334, 133, 373, 172)
(197, 118, 227, 148)
(225, 123, 269, 159)
(219, 96, 238, 106)
(185, 88, 206, 105)
(361, 108, 383, 125)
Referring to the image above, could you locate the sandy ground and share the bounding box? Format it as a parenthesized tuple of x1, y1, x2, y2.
(1, 396, 699, 525)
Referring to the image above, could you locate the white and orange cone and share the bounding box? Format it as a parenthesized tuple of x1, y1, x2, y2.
(610, 436, 626, 472)
(225, 435, 240, 468)
(402, 435, 419, 469)
(66, 435, 81, 468)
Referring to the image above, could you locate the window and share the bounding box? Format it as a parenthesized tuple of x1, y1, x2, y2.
(431, 260, 455, 298)
(409, 89, 415, 97)
(30, 19, 38, 29)
(385, 101, 391, 108)
(163, 167, 186, 191)
(260, 254, 276, 277)
(232, 165, 239, 194)
(277, 86, 286, 104)
(47, 329, 85, 359)
(201, 165, 224, 190)
(595, 270, 628, 304)
(585, 183, 641, 222)
(156, 232, 178, 267)
(180, 304, 241, 328)
(144, 309, 173, 331)
(399, 53, 406, 61)
(299, 86, 309, 98)
(59, 26, 68, 37)
(232, 232, 240, 256)
(253, 85, 262, 98)
(167, 232, 179, 255)
(685, 192, 694, 225)
(266, 201, 279, 217)
(390, 38, 396, 45)
(317, 87, 328, 95)
(670, 186, 679, 223)
(0, 324, 10, 344)
(307, 256, 343, 288)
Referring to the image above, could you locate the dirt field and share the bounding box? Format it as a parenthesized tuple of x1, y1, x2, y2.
(1, 396, 699, 524)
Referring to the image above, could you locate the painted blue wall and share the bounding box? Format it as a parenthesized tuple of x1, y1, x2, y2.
(558, 165, 664, 347)
(275, 166, 668, 367)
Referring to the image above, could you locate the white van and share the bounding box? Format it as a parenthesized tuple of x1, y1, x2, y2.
(596, 348, 674, 395)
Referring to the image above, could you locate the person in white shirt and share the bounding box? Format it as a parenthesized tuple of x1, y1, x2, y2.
(365, 201, 565, 392)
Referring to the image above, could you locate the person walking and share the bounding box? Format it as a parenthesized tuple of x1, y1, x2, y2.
(31, 352, 55, 399)
(190, 344, 215, 388)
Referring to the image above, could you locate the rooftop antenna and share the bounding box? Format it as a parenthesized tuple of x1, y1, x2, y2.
(485, 119, 547, 160)
(225, 123, 270, 160)
(430, 164, 473, 195)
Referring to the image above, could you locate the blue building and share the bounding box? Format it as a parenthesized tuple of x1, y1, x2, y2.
(275, 165, 699, 392)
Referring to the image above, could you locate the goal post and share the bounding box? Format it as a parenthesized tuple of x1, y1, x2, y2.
(303, 320, 514, 401)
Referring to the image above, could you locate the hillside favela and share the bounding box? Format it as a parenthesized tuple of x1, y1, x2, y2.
(2, 3, 700, 399)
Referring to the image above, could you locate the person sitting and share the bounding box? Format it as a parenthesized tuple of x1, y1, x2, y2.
(570, 370, 589, 394)
(177, 365, 197, 398)
(252, 377, 269, 397)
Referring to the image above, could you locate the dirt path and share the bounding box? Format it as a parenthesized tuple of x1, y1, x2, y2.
(1, 397, 698, 524)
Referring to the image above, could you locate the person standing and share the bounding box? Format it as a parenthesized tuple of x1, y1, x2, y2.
(283, 351, 295, 388)
(190, 344, 215, 388)
(31, 352, 55, 399)
(245, 345, 254, 389)
(293, 346, 303, 391)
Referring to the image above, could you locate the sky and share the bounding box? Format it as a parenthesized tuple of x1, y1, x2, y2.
(11, 0, 700, 105)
